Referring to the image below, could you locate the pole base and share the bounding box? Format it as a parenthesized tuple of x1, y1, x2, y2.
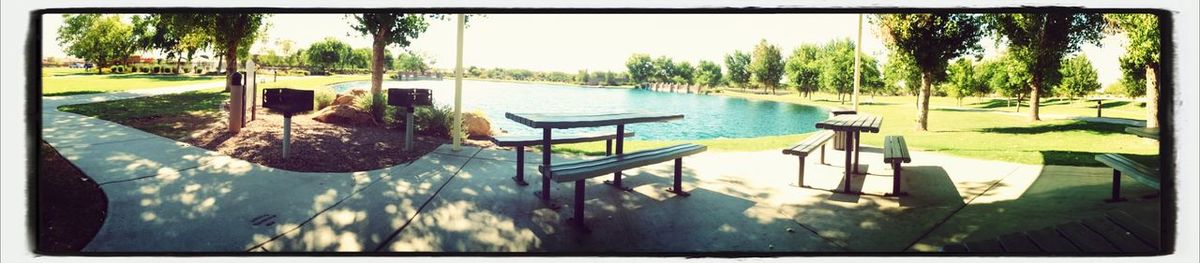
(511, 176, 529, 186)
(666, 188, 691, 197)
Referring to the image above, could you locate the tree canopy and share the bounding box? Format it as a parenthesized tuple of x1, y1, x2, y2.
(306, 37, 352, 73)
(983, 13, 1105, 121)
(695, 60, 724, 87)
(748, 39, 785, 93)
(724, 51, 752, 88)
(875, 13, 984, 131)
(1105, 13, 1160, 128)
(784, 43, 822, 98)
(57, 14, 139, 73)
(625, 54, 655, 84)
(1055, 55, 1101, 99)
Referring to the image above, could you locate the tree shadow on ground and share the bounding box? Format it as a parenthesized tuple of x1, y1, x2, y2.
(104, 74, 221, 82)
(972, 99, 1024, 109)
(43, 91, 106, 97)
(1040, 150, 1160, 168)
(1098, 100, 1132, 109)
(975, 121, 1128, 136)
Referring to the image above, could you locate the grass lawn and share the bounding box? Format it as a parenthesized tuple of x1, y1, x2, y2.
(42, 72, 224, 96)
(58, 87, 230, 140)
(560, 91, 1155, 167)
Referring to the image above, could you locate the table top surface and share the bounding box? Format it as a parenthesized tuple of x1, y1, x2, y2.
(505, 112, 684, 129)
(815, 114, 883, 133)
(1125, 127, 1159, 140)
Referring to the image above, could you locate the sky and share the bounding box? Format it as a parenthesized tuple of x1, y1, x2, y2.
(43, 13, 1127, 86)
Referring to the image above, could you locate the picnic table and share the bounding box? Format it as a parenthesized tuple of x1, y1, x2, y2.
(815, 114, 882, 194)
(505, 112, 684, 204)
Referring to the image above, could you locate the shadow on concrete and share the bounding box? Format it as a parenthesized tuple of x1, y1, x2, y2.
(975, 121, 1128, 136)
(1040, 150, 1159, 168)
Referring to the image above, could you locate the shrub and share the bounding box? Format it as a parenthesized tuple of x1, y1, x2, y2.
(109, 65, 124, 73)
(313, 89, 336, 110)
(412, 104, 465, 139)
(140, 65, 150, 73)
(182, 67, 191, 74)
(151, 65, 160, 74)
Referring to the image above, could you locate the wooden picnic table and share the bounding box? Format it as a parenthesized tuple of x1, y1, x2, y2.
(815, 114, 883, 194)
(505, 112, 684, 205)
(1125, 127, 1159, 140)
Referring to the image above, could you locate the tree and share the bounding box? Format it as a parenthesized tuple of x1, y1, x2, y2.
(395, 51, 430, 73)
(946, 58, 983, 105)
(986, 53, 1033, 111)
(817, 39, 859, 101)
(576, 70, 590, 84)
(875, 13, 984, 131)
(1105, 14, 1160, 128)
(882, 51, 922, 96)
(652, 56, 675, 83)
(748, 39, 785, 93)
(349, 48, 373, 69)
(57, 14, 139, 74)
(785, 44, 822, 98)
(672, 61, 696, 85)
(157, 14, 267, 88)
(724, 51, 751, 88)
(350, 13, 434, 122)
(695, 60, 723, 88)
(306, 37, 351, 73)
(275, 39, 295, 67)
(1056, 55, 1101, 99)
(984, 13, 1105, 121)
(625, 54, 655, 84)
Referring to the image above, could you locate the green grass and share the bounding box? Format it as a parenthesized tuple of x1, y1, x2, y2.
(257, 74, 371, 90)
(41, 67, 98, 77)
(560, 91, 1155, 167)
(956, 96, 1146, 120)
(57, 88, 229, 139)
(42, 72, 223, 96)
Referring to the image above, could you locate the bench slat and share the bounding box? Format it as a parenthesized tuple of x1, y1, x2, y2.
(883, 136, 911, 163)
(1105, 210, 1160, 250)
(551, 144, 707, 182)
(964, 238, 1004, 252)
(491, 131, 635, 147)
(1081, 217, 1155, 253)
(998, 233, 1042, 252)
(782, 130, 835, 156)
(1095, 153, 1160, 189)
(1057, 222, 1119, 252)
(1027, 227, 1080, 253)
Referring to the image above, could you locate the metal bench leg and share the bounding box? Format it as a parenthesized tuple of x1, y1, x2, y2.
(667, 158, 690, 196)
(570, 180, 591, 233)
(605, 125, 632, 191)
(885, 162, 908, 196)
(605, 139, 612, 156)
(512, 145, 528, 186)
(796, 156, 807, 187)
(841, 130, 854, 193)
(1105, 169, 1127, 203)
(853, 132, 861, 174)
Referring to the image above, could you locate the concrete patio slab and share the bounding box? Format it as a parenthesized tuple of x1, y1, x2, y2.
(42, 112, 155, 148)
(84, 157, 392, 252)
(52, 138, 216, 184)
(253, 152, 474, 252)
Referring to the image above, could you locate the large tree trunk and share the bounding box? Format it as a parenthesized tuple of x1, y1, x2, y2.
(370, 26, 388, 122)
(917, 71, 932, 131)
(224, 43, 238, 91)
(1145, 63, 1159, 129)
(1029, 77, 1042, 121)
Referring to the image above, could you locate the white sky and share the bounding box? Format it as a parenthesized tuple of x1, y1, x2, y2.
(42, 13, 1127, 86)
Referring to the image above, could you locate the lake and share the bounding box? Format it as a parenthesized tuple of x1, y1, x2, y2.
(330, 80, 827, 140)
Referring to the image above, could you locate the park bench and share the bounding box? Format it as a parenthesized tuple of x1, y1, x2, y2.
(1095, 153, 1160, 202)
(491, 131, 634, 186)
(941, 210, 1160, 254)
(781, 130, 835, 187)
(544, 143, 707, 229)
(883, 135, 911, 196)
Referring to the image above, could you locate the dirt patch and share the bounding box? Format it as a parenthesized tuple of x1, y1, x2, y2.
(161, 107, 491, 172)
(38, 140, 107, 253)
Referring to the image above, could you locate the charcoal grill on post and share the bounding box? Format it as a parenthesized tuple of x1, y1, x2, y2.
(387, 88, 433, 150)
(263, 88, 315, 158)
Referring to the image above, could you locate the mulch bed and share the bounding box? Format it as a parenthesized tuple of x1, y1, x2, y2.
(174, 107, 492, 172)
(38, 140, 107, 253)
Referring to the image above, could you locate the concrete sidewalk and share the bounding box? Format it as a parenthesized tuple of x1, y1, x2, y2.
(41, 84, 1160, 253)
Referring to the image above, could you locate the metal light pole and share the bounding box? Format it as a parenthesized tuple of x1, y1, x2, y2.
(452, 14, 465, 151)
(853, 14, 863, 112)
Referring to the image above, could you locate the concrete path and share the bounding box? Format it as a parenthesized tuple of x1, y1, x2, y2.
(41, 84, 1160, 253)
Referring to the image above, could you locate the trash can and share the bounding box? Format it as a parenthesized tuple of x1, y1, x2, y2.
(830, 109, 856, 150)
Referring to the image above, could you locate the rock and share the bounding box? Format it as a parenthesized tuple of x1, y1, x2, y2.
(331, 94, 356, 107)
(463, 110, 493, 138)
(348, 89, 369, 97)
(312, 105, 376, 126)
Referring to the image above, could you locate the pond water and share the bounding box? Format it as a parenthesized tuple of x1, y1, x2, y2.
(330, 80, 827, 141)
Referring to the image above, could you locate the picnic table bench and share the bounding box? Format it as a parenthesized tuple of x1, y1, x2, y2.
(491, 131, 635, 186)
(883, 135, 911, 196)
(814, 114, 882, 194)
(1095, 153, 1160, 202)
(506, 112, 703, 231)
(941, 210, 1160, 254)
(782, 130, 835, 187)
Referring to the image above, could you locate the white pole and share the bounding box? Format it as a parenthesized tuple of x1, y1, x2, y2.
(853, 14, 863, 112)
(452, 14, 465, 151)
